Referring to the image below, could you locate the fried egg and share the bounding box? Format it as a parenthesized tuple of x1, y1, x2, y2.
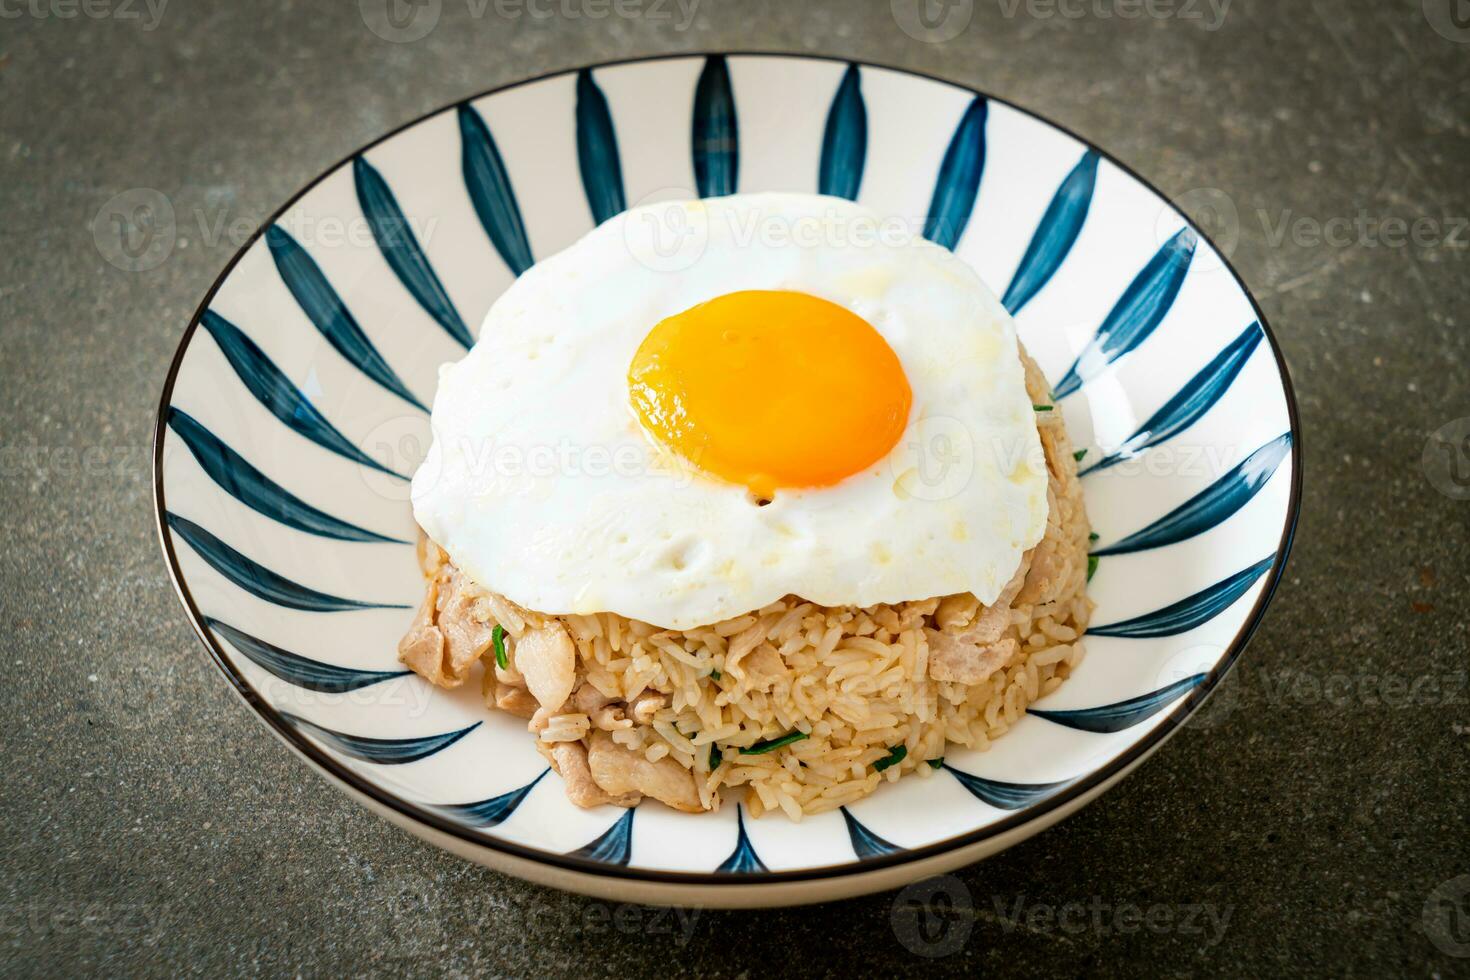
(413, 193, 1047, 630)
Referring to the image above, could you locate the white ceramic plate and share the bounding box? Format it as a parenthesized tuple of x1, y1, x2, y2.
(154, 53, 1301, 908)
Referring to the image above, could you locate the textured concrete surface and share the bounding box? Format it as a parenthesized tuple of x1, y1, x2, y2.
(2, 0, 1468, 975)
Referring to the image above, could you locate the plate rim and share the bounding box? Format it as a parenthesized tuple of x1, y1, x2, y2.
(152, 49, 1304, 887)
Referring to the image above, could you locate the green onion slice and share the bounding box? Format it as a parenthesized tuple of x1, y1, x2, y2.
(740, 731, 809, 755)
(873, 745, 908, 773)
(491, 624, 508, 670)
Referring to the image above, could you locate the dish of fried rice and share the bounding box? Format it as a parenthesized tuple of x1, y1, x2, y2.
(400, 335, 1091, 820)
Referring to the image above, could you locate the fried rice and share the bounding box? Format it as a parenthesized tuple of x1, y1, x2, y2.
(398, 349, 1093, 819)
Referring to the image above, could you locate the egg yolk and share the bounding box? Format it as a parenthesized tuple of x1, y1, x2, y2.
(628, 290, 912, 499)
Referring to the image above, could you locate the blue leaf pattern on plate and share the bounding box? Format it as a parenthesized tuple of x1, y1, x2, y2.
(199, 310, 407, 480)
(944, 767, 1072, 809)
(575, 69, 626, 225)
(715, 805, 768, 873)
(282, 713, 479, 764)
(436, 769, 550, 828)
(1029, 673, 1207, 733)
(692, 55, 738, 197)
(353, 156, 473, 350)
(818, 64, 866, 200)
(206, 617, 410, 692)
(1082, 323, 1263, 475)
(840, 807, 903, 859)
(458, 104, 535, 275)
(1089, 556, 1275, 638)
(265, 225, 427, 412)
(923, 97, 987, 250)
(1001, 150, 1098, 314)
(570, 809, 635, 865)
(1094, 433, 1291, 556)
(166, 512, 407, 612)
(1052, 226, 1197, 399)
(167, 408, 406, 544)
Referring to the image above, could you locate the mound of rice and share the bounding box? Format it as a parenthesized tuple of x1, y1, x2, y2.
(399, 350, 1092, 819)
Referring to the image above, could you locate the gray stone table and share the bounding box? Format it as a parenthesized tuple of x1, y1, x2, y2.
(1, 0, 1467, 975)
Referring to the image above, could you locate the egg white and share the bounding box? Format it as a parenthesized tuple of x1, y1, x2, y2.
(412, 193, 1048, 630)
